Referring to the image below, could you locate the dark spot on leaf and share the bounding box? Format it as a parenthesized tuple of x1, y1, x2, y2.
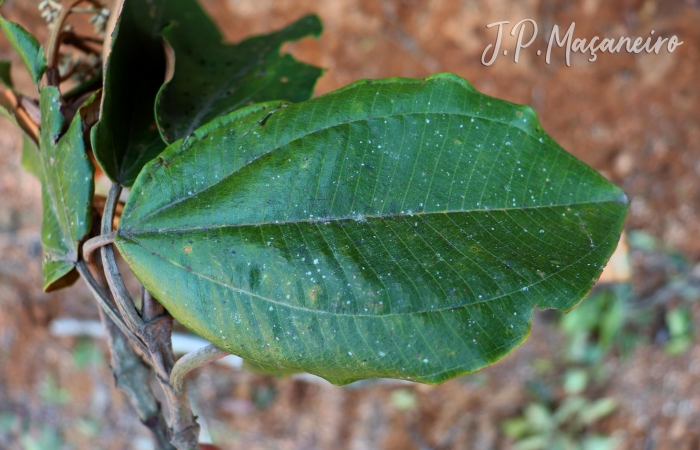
(249, 266, 261, 290)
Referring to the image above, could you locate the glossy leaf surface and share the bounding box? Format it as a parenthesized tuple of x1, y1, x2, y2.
(0, 16, 46, 88)
(156, 14, 323, 143)
(116, 74, 628, 385)
(40, 87, 94, 292)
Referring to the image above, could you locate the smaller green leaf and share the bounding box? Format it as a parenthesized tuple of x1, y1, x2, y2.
(0, 60, 13, 89)
(40, 87, 95, 292)
(156, 14, 323, 143)
(21, 133, 42, 181)
(0, 16, 47, 88)
(90, 0, 167, 186)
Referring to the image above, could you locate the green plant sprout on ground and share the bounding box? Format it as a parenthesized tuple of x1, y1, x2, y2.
(0, 0, 627, 448)
(501, 394, 618, 450)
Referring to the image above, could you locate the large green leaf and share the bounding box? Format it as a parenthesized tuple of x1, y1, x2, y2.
(156, 14, 323, 143)
(0, 16, 46, 88)
(40, 87, 95, 292)
(116, 73, 628, 385)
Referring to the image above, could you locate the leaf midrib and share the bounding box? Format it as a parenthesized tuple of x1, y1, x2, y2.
(121, 199, 621, 236)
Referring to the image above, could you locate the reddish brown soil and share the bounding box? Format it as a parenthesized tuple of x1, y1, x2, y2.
(1, 0, 699, 449)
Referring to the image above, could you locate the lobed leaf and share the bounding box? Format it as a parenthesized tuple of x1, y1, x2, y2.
(40, 87, 95, 292)
(156, 14, 323, 143)
(93, 0, 322, 186)
(116, 73, 628, 385)
(0, 16, 47, 88)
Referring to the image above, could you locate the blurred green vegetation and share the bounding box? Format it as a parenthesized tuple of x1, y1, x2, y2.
(502, 229, 700, 448)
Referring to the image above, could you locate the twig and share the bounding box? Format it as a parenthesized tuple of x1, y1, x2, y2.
(140, 287, 175, 382)
(77, 253, 173, 448)
(83, 231, 116, 264)
(99, 307, 175, 450)
(93, 194, 124, 225)
(61, 30, 102, 55)
(46, 0, 84, 85)
(165, 344, 228, 449)
(76, 260, 146, 354)
(170, 345, 228, 395)
(98, 182, 223, 449)
(0, 89, 40, 144)
(100, 184, 146, 337)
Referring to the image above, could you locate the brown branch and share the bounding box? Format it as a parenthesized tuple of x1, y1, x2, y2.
(0, 89, 40, 144)
(45, 0, 105, 86)
(100, 307, 175, 450)
(166, 345, 227, 450)
(46, 0, 85, 85)
(100, 184, 146, 338)
(61, 30, 102, 55)
(76, 261, 174, 449)
(98, 183, 228, 449)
